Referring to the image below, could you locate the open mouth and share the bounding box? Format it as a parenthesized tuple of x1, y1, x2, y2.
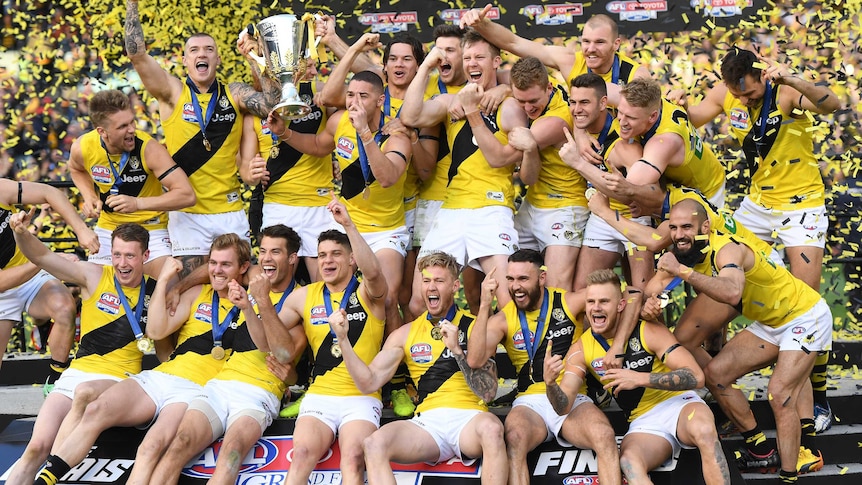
(591, 313, 607, 325)
(440, 63, 452, 76)
(468, 70, 482, 82)
(426, 294, 441, 310)
(195, 61, 209, 74)
(262, 265, 276, 278)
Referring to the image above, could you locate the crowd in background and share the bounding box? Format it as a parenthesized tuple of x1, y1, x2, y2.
(1, 0, 859, 354)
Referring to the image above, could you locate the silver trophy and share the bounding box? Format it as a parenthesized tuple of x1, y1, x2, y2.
(249, 14, 315, 120)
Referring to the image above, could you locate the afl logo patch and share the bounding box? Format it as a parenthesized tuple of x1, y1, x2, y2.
(96, 292, 120, 315)
(336, 137, 355, 160)
(410, 343, 433, 364)
(193, 303, 212, 324)
(730, 108, 749, 130)
(91, 166, 113, 185)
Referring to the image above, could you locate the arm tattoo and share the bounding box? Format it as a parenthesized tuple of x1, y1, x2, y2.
(649, 368, 698, 390)
(545, 381, 570, 415)
(453, 353, 498, 404)
(179, 255, 206, 279)
(124, 0, 145, 56)
(230, 82, 275, 119)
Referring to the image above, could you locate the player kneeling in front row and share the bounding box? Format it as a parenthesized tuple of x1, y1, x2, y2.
(545, 269, 730, 485)
(330, 251, 506, 484)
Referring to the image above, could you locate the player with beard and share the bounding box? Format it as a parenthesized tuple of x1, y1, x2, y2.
(467, 249, 628, 485)
(547, 269, 729, 485)
(646, 199, 831, 481)
(33, 234, 252, 485)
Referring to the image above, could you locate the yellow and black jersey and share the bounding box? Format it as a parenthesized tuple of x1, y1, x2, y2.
(404, 308, 487, 413)
(443, 107, 514, 209)
(73, 266, 156, 378)
(303, 281, 385, 399)
(565, 52, 641, 87)
(692, 231, 821, 328)
(501, 288, 584, 396)
(162, 81, 243, 214)
(78, 129, 167, 231)
(722, 85, 824, 210)
(419, 77, 466, 202)
(255, 82, 332, 207)
(0, 202, 27, 270)
(332, 112, 406, 232)
(581, 321, 682, 422)
(155, 284, 242, 385)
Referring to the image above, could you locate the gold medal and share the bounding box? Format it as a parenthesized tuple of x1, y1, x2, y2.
(137, 338, 152, 353)
(203, 138, 212, 151)
(270, 145, 279, 159)
(211, 345, 226, 360)
(362, 185, 370, 200)
(585, 187, 598, 201)
(331, 343, 342, 358)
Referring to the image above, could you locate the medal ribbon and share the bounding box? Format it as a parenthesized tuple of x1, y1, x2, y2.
(211, 291, 241, 347)
(753, 81, 773, 157)
(588, 54, 621, 84)
(113, 275, 146, 342)
(437, 76, 448, 94)
(185, 77, 219, 141)
(426, 304, 457, 325)
(592, 330, 612, 352)
(517, 288, 550, 362)
(101, 139, 130, 193)
(323, 275, 360, 342)
(663, 276, 684, 294)
(274, 278, 296, 313)
(355, 113, 386, 186)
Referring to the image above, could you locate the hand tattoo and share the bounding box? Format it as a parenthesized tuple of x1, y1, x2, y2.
(453, 352, 498, 404)
(649, 368, 698, 390)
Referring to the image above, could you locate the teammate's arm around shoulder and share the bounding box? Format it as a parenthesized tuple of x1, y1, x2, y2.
(147, 258, 199, 340)
(124, 0, 182, 107)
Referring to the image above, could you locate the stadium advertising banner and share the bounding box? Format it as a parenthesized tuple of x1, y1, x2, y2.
(294, 0, 767, 42)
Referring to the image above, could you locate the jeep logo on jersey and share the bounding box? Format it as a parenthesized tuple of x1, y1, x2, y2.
(547, 325, 573, 340)
(96, 292, 120, 315)
(345, 311, 367, 322)
(193, 303, 213, 324)
(121, 173, 147, 184)
(624, 355, 654, 370)
(91, 165, 113, 185)
(410, 343, 433, 364)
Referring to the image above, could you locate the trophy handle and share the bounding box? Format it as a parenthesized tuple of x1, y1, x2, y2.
(246, 23, 268, 73)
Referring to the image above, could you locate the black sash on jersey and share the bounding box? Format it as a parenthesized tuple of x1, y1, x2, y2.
(340, 134, 391, 200)
(414, 313, 473, 406)
(311, 295, 367, 378)
(264, 83, 324, 191)
(448, 110, 500, 185)
(515, 292, 575, 392)
(171, 81, 239, 177)
(0, 209, 15, 268)
(741, 84, 781, 177)
(615, 322, 649, 420)
(75, 279, 157, 359)
(98, 137, 147, 213)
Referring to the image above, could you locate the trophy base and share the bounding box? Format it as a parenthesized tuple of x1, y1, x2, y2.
(274, 101, 312, 121)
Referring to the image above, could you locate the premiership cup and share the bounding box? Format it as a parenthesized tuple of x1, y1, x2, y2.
(251, 14, 315, 120)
